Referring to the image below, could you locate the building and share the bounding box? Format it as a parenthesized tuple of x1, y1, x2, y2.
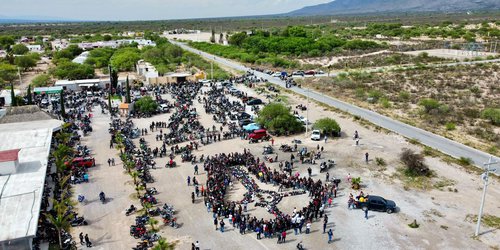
(0, 117, 63, 249)
(55, 79, 110, 91)
(0, 89, 21, 107)
(148, 72, 197, 85)
(72, 51, 90, 64)
(77, 39, 156, 50)
(51, 39, 69, 51)
(25, 45, 43, 53)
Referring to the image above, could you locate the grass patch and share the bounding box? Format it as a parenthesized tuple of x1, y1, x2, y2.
(457, 157, 473, 166)
(408, 138, 420, 145)
(466, 214, 500, 229)
(394, 167, 434, 190)
(433, 177, 456, 190)
(375, 157, 386, 166)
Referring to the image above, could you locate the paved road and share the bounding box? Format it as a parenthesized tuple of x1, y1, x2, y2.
(171, 41, 499, 173)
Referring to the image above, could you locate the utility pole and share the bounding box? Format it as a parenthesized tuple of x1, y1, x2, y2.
(17, 67, 22, 86)
(306, 89, 310, 136)
(475, 156, 498, 237)
(210, 61, 213, 81)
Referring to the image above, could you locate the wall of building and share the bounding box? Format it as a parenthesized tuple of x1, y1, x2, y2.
(0, 161, 16, 175)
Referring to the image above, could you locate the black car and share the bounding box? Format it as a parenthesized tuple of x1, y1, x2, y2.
(247, 99, 263, 105)
(238, 119, 252, 127)
(238, 112, 251, 120)
(354, 195, 397, 214)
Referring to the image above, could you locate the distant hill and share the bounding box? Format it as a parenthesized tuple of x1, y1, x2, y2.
(288, 0, 500, 16)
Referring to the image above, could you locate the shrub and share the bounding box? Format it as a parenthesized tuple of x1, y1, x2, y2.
(457, 157, 472, 166)
(375, 157, 386, 166)
(257, 103, 304, 135)
(313, 118, 341, 137)
(445, 122, 456, 131)
(400, 148, 430, 177)
(399, 91, 410, 102)
(419, 98, 441, 113)
(481, 108, 500, 125)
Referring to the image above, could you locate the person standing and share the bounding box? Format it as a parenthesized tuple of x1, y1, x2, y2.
(323, 215, 328, 233)
(214, 217, 218, 230)
(111, 158, 115, 166)
(194, 165, 199, 175)
(107, 158, 111, 166)
(365, 152, 369, 163)
(79, 232, 84, 245)
(281, 231, 286, 243)
(84, 234, 92, 247)
(327, 229, 333, 243)
(365, 208, 369, 219)
(194, 241, 200, 250)
(220, 219, 225, 233)
(187, 176, 191, 186)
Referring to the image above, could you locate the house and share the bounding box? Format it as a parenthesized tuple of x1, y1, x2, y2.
(0, 89, 21, 107)
(119, 102, 133, 117)
(0, 50, 7, 58)
(26, 44, 43, 53)
(55, 79, 110, 91)
(51, 39, 69, 51)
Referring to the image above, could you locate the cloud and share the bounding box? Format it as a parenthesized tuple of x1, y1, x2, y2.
(0, 0, 331, 21)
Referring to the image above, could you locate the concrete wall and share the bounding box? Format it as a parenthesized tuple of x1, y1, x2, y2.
(0, 161, 16, 175)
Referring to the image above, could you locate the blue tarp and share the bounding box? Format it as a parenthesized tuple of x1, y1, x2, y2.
(243, 123, 261, 131)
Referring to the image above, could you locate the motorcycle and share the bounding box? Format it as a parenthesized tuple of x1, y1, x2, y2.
(146, 187, 158, 195)
(126, 205, 137, 216)
(165, 161, 176, 168)
(70, 216, 88, 227)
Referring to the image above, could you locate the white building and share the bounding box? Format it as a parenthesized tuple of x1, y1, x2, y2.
(0, 119, 63, 249)
(77, 39, 156, 50)
(55, 78, 110, 91)
(0, 89, 21, 107)
(136, 60, 159, 84)
(25, 44, 43, 53)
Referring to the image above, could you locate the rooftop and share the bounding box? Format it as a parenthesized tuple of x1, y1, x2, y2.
(0, 119, 62, 243)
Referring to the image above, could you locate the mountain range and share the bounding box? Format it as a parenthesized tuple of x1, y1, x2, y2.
(288, 0, 500, 16)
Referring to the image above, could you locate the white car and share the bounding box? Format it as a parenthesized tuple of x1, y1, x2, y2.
(272, 72, 282, 77)
(294, 115, 308, 125)
(311, 130, 321, 141)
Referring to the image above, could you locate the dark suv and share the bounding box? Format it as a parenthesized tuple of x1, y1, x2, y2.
(354, 195, 397, 214)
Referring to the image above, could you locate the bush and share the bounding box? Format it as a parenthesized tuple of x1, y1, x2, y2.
(457, 157, 472, 166)
(481, 108, 500, 125)
(400, 148, 430, 177)
(313, 118, 341, 137)
(256, 103, 304, 135)
(445, 122, 456, 131)
(419, 98, 441, 113)
(375, 157, 386, 166)
(51, 60, 94, 80)
(134, 96, 158, 115)
(31, 74, 53, 87)
(11, 44, 29, 55)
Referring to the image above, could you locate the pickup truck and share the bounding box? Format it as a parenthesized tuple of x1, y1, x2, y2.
(354, 195, 397, 214)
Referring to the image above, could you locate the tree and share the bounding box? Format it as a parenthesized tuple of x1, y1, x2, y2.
(46, 199, 72, 249)
(27, 85, 32, 105)
(256, 103, 304, 135)
(60, 91, 66, 118)
(110, 48, 140, 71)
(0, 36, 15, 50)
(31, 74, 52, 87)
(153, 238, 175, 250)
(108, 92, 112, 113)
(313, 118, 341, 137)
(148, 218, 159, 232)
(210, 29, 216, 43)
(10, 82, 16, 106)
(103, 34, 112, 41)
(228, 32, 247, 47)
(14, 55, 37, 71)
(125, 76, 131, 103)
(52, 60, 94, 80)
(134, 96, 158, 115)
(0, 63, 17, 86)
(219, 33, 224, 44)
(11, 44, 29, 55)
(110, 68, 118, 90)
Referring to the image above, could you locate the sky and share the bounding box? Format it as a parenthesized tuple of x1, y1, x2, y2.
(0, 0, 331, 21)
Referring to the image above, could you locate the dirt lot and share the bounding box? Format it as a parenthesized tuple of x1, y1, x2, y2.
(71, 81, 500, 250)
(403, 49, 499, 61)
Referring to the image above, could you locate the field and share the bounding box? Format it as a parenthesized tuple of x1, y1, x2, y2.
(296, 63, 500, 156)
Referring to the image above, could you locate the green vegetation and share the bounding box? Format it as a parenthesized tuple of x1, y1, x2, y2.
(0, 35, 15, 49)
(110, 47, 141, 71)
(31, 74, 53, 87)
(85, 47, 115, 68)
(256, 103, 304, 135)
(134, 96, 158, 115)
(53, 44, 84, 64)
(481, 108, 500, 125)
(14, 53, 39, 71)
(51, 59, 94, 80)
(0, 63, 17, 87)
(11, 44, 29, 55)
(466, 214, 500, 229)
(312, 118, 341, 136)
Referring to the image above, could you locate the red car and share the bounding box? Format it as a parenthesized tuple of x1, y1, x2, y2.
(249, 129, 270, 143)
(65, 157, 96, 168)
